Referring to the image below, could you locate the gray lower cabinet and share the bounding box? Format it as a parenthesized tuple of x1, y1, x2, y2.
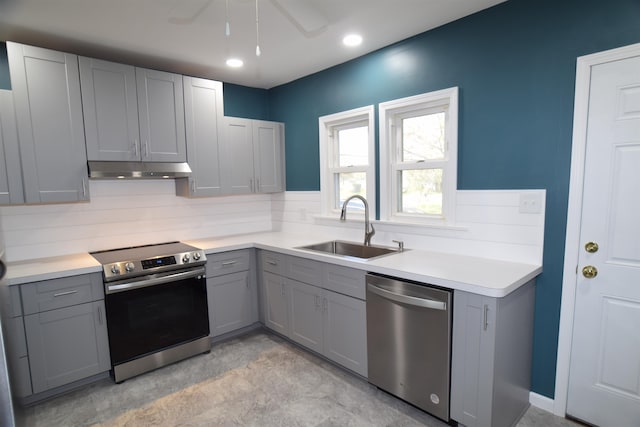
(79, 57, 186, 163)
(450, 280, 535, 427)
(12, 272, 111, 396)
(0, 90, 24, 204)
(222, 118, 284, 194)
(24, 300, 110, 394)
(259, 251, 368, 377)
(206, 250, 257, 337)
(176, 76, 224, 197)
(7, 42, 90, 203)
(2, 285, 32, 397)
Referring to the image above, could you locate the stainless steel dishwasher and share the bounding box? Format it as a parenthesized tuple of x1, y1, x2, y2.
(366, 273, 452, 421)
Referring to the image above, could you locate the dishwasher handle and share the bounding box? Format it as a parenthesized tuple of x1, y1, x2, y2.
(367, 282, 447, 311)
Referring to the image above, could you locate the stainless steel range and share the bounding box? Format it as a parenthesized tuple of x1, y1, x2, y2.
(91, 242, 210, 383)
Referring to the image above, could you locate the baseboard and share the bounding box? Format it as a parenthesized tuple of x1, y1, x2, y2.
(529, 391, 555, 413)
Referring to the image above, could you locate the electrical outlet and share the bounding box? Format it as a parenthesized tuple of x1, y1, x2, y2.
(519, 193, 542, 214)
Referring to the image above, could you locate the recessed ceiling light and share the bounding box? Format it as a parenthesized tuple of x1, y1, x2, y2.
(343, 34, 362, 47)
(226, 58, 244, 68)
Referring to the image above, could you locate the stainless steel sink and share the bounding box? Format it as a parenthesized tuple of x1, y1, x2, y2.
(297, 240, 401, 260)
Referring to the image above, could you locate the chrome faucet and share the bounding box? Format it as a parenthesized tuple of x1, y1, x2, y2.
(340, 195, 375, 246)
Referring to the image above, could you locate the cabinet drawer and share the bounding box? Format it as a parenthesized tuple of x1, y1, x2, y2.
(261, 251, 286, 275)
(206, 250, 251, 277)
(21, 273, 104, 315)
(286, 256, 323, 287)
(324, 265, 366, 300)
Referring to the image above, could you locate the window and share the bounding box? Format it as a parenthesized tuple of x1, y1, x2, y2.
(379, 87, 458, 224)
(319, 106, 375, 216)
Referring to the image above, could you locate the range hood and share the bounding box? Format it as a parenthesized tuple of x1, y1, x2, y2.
(88, 161, 192, 179)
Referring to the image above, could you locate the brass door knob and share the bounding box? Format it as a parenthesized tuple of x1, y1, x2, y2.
(585, 242, 599, 253)
(582, 265, 598, 278)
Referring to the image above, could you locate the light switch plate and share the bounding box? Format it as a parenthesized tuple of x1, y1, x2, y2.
(519, 193, 543, 214)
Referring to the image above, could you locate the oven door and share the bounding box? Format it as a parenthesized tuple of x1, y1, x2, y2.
(105, 267, 209, 365)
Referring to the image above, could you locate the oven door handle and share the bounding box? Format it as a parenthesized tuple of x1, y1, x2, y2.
(106, 267, 206, 294)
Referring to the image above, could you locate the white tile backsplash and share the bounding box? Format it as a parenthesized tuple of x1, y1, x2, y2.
(0, 184, 545, 265)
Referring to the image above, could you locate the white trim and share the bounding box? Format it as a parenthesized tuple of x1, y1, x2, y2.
(554, 42, 640, 417)
(318, 105, 375, 217)
(530, 392, 556, 414)
(379, 87, 458, 225)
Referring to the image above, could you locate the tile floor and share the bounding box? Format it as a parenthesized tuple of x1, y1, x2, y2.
(19, 331, 581, 427)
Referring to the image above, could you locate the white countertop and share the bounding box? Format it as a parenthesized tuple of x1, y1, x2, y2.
(6, 232, 542, 297)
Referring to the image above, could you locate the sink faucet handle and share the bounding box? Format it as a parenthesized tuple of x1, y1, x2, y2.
(392, 240, 404, 252)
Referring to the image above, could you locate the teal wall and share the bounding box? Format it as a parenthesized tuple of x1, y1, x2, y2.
(222, 83, 269, 119)
(267, 0, 640, 398)
(0, 43, 9, 90)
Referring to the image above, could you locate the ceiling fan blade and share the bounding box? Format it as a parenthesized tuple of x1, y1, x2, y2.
(168, 0, 214, 25)
(270, 0, 328, 37)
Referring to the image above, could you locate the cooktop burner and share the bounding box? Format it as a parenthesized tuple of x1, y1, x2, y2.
(90, 241, 206, 282)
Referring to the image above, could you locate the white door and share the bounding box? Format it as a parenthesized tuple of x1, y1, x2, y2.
(567, 54, 640, 426)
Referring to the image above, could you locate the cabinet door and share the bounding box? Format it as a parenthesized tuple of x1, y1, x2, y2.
(207, 271, 255, 337)
(177, 76, 223, 196)
(450, 291, 497, 427)
(136, 68, 186, 162)
(253, 120, 284, 193)
(8, 43, 89, 203)
(24, 300, 110, 394)
(0, 90, 24, 204)
(262, 271, 289, 336)
(288, 279, 323, 353)
(323, 290, 368, 377)
(79, 57, 140, 161)
(222, 117, 254, 194)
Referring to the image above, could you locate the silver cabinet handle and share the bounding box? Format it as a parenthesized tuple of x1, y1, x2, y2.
(81, 179, 87, 198)
(133, 139, 139, 158)
(97, 306, 103, 325)
(483, 304, 489, 331)
(54, 290, 78, 297)
(267, 260, 278, 266)
(107, 267, 205, 294)
(144, 140, 149, 158)
(222, 260, 237, 267)
(191, 179, 196, 193)
(256, 178, 261, 192)
(250, 178, 254, 192)
(367, 283, 447, 310)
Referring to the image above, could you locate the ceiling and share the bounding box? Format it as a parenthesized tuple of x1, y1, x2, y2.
(0, 0, 507, 89)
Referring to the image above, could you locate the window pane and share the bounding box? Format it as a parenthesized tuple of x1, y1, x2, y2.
(399, 169, 442, 215)
(402, 112, 445, 161)
(335, 172, 366, 209)
(338, 126, 368, 167)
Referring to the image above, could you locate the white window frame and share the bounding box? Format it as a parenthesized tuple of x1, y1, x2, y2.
(319, 105, 375, 217)
(379, 87, 458, 225)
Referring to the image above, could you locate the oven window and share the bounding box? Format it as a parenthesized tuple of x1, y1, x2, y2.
(105, 274, 209, 364)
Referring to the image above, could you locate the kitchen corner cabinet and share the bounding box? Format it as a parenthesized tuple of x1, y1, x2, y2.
(259, 251, 367, 377)
(0, 90, 24, 204)
(450, 280, 535, 427)
(7, 42, 90, 203)
(175, 76, 224, 197)
(79, 57, 186, 162)
(222, 118, 284, 194)
(206, 250, 257, 337)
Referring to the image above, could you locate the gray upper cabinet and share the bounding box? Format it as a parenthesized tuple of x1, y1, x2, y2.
(8, 42, 89, 203)
(0, 90, 24, 204)
(136, 68, 186, 162)
(79, 57, 139, 161)
(176, 76, 224, 197)
(222, 117, 284, 194)
(79, 58, 186, 162)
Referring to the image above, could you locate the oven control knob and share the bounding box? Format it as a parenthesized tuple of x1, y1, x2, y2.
(182, 254, 191, 263)
(110, 265, 120, 275)
(125, 262, 135, 272)
(192, 252, 201, 261)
